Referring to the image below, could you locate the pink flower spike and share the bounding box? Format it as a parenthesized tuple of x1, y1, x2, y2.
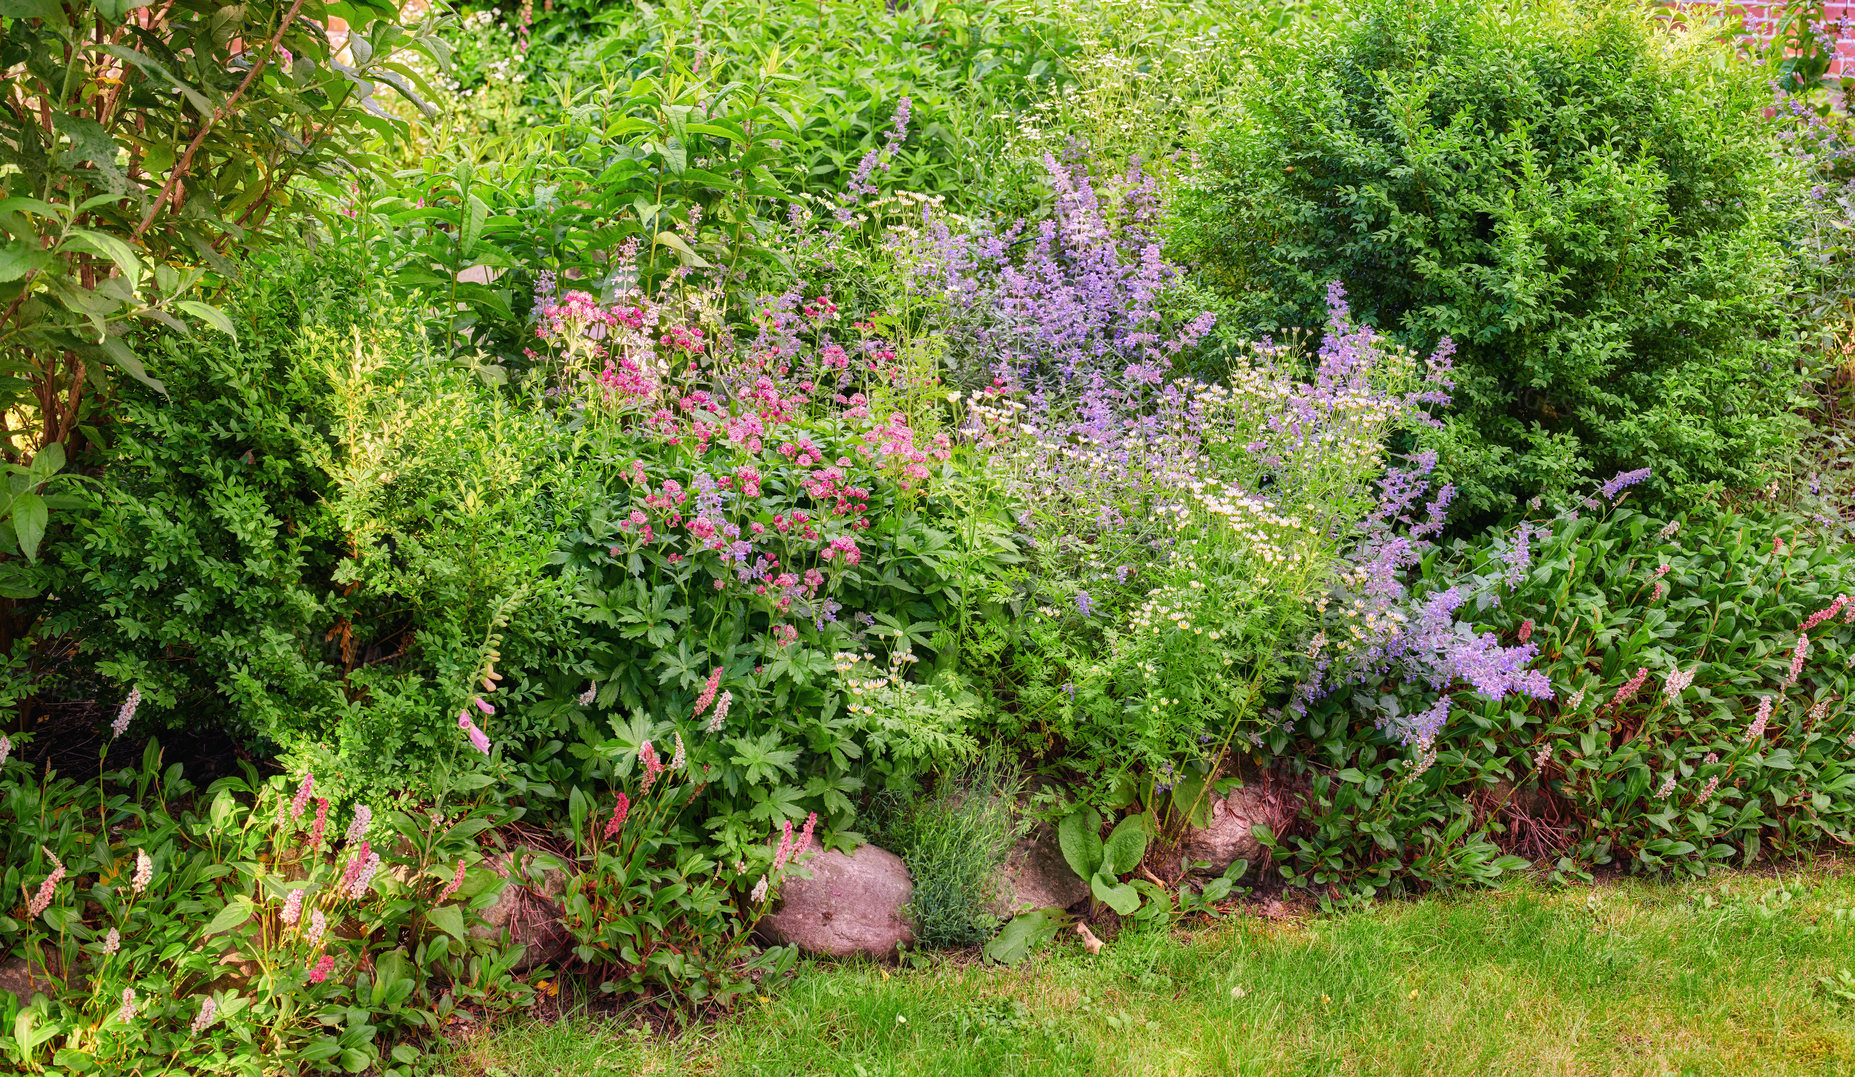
(290, 774, 314, 821)
(438, 859, 467, 903)
(604, 792, 630, 839)
(308, 954, 335, 984)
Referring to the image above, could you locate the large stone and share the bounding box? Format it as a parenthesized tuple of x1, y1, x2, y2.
(992, 823, 1089, 915)
(468, 851, 574, 972)
(0, 956, 53, 1005)
(756, 844, 914, 959)
(1178, 780, 1301, 878)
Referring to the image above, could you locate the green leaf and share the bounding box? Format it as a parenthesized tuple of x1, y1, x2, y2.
(93, 334, 167, 395)
(203, 896, 254, 936)
(0, 0, 61, 19)
(1057, 805, 1102, 880)
(10, 489, 45, 561)
(174, 300, 236, 341)
(427, 903, 466, 940)
(1101, 815, 1150, 877)
(62, 230, 141, 286)
(1091, 874, 1140, 915)
(983, 907, 1066, 966)
(0, 241, 52, 283)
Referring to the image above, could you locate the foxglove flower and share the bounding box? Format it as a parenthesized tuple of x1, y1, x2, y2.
(111, 687, 141, 738)
(458, 712, 492, 754)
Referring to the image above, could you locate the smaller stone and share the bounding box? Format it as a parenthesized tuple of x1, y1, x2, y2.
(1179, 783, 1298, 878)
(469, 850, 573, 972)
(992, 823, 1090, 915)
(756, 844, 913, 959)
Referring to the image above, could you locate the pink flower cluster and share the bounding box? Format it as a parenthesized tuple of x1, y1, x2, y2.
(771, 812, 818, 875)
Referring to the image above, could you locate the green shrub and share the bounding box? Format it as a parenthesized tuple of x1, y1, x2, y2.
(52, 250, 584, 801)
(1179, 0, 1801, 516)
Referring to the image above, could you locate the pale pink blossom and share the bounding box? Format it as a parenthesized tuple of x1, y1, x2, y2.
(1786, 636, 1810, 687)
(103, 927, 120, 955)
(345, 805, 372, 845)
(750, 876, 769, 903)
(307, 909, 327, 946)
(438, 859, 467, 903)
(190, 996, 217, 1033)
(1749, 697, 1773, 740)
(112, 687, 141, 738)
(707, 690, 732, 734)
(281, 888, 304, 926)
(25, 848, 64, 917)
(131, 848, 152, 894)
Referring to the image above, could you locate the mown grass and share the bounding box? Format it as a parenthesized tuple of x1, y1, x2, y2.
(442, 865, 1855, 1076)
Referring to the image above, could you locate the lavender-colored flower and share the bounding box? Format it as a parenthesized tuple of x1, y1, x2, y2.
(458, 712, 492, 754)
(1599, 468, 1652, 500)
(116, 987, 136, 1024)
(190, 997, 217, 1033)
(1075, 590, 1093, 617)
(111, 686, 141, 738)
(307, 909, 327, 946)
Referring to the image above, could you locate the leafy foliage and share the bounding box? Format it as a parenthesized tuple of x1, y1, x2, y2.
(1179, 0, 1801, 516)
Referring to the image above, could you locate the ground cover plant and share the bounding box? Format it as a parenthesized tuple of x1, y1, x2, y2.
(8, 0, 1855, 1070)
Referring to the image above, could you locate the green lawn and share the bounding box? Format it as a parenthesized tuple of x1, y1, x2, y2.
(443, 866, 1855, 1076)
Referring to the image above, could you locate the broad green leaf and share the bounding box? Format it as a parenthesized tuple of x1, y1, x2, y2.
(983, 907, 1065, 966)
(10, 489, 45, 561)
(175, 299, 237, 340)
(94, 334, 167, 395)
(0, 241, 52, 283)
(1090, 874, 1140, 915)
(63, 230, 141, 285)
(1056, 805, 1102, 880)
(1101, 815, 1150, 877)
(426, 903, 466, 940)
(203, 896, 254, 936)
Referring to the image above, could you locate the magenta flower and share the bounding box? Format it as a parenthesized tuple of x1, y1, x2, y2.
(1749, 696, 1773, 740)
(1611, 667, 1650, 710)
(310, 797, 329, 852)
(308, 954, 335, 984)
(1786, 635, 1810, 687)
(25, 847, 64, 917)
(281, 888, 304, 927)
(472, 696, 494, 716)
(640, 740, 663, 793)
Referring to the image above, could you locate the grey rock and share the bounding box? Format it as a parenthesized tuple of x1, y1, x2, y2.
(992, 823, 1089, 915)
(757, 844, 914, 959)
(1179, 782, 1299, 877)
(0, 955, 54, 1005)
(469, 850, 574, 972)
